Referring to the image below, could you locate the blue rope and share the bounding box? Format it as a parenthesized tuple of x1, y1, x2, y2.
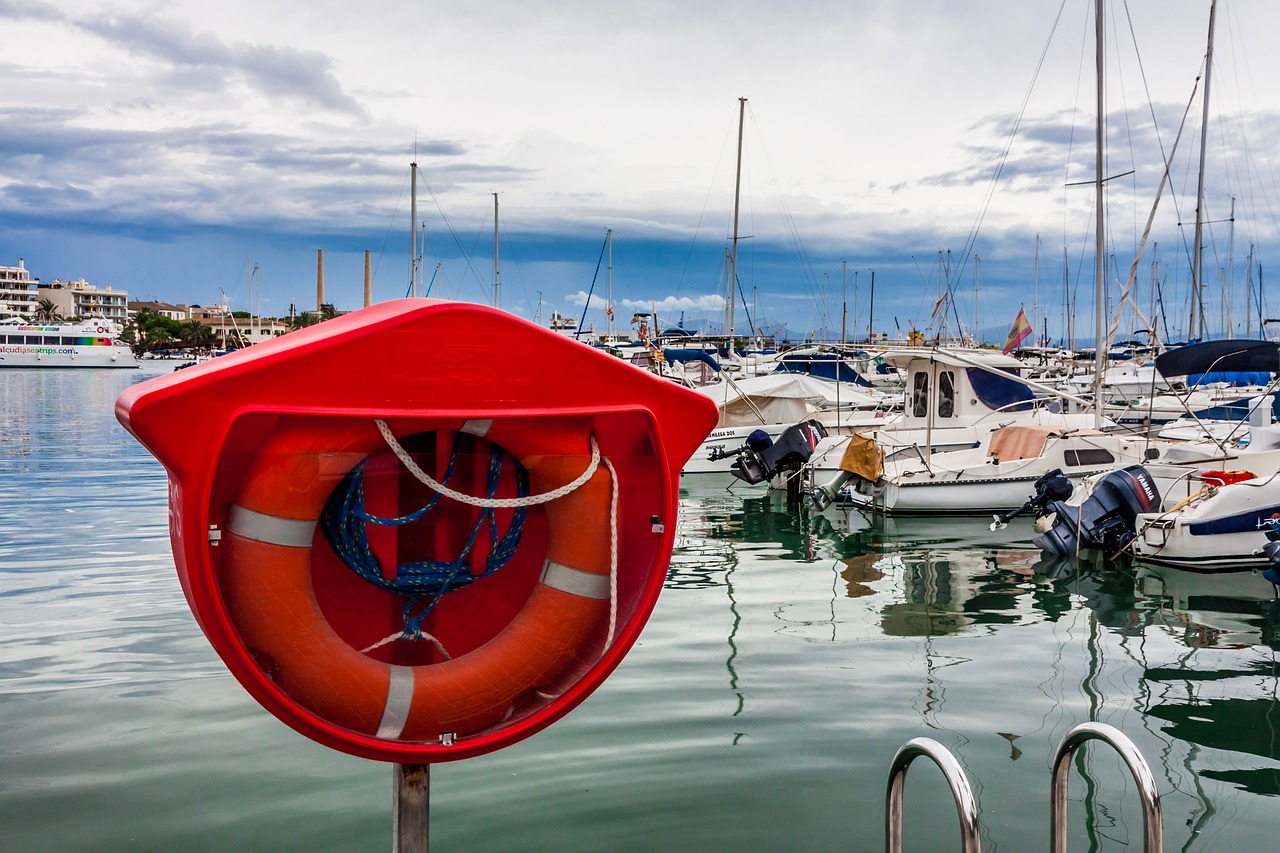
(320, 436, 529, 640)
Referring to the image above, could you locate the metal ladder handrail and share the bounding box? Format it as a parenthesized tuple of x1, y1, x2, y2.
(884, 737, 982, 853)
(1050, 721, 1163, 853)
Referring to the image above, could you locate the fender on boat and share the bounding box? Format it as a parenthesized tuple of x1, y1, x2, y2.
(116, 298, 718, 763)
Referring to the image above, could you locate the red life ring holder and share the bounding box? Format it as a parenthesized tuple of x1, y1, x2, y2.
(96, 325, 106, 334)
(219, 415, 613, 743)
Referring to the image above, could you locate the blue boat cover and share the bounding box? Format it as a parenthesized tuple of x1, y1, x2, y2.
(662, 348, 721, 371)
(967, 368, 1035, 412)
(771, 353, 873, 387)
(1185, 371, 1273, 388)
(1155, 339, 1280, 378)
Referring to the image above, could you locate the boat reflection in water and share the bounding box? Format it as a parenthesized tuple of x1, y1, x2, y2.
(674, 486, 1280, 849)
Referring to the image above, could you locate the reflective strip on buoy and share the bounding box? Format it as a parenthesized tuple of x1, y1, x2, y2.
(227, 504, 316, 548)
(540, 559, 611, 600)
(377, 666, 415, 739)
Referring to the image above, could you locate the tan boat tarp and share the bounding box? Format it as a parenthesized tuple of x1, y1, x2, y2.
(838, 434, 883, 481)
(985, 425, 1062, 461)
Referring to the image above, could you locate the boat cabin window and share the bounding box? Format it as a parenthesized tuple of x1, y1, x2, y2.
(24, 335, 40, 345)
(937, 371, 956, 419)
(1064, 448, 1115, 467)
(911, 371, 929, 417)
(42, 336, 58, 345)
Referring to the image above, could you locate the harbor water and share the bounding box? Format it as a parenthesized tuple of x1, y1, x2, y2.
(3, 363, 1279, 851)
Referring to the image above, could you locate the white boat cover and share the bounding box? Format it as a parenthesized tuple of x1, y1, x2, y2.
(693, 374, 879, 428)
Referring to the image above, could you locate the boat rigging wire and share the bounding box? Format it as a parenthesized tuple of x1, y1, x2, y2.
(950, 0, 1070, 287)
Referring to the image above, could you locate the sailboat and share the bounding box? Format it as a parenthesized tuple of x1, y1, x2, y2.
(806, 0, 1193, 515)
(684, 99, 899, 478)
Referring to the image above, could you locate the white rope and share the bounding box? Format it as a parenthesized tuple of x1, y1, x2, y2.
(604, 454, 619, 650)
(361, 628, 452, 659)
(375, 419, 600, 508)
(367, 419, 620, 662)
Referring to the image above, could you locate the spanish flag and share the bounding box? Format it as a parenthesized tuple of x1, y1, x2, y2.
(1001, 306, 1032, 354)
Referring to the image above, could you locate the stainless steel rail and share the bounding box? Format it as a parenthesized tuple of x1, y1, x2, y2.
(884, 737, 982, 853)
(1050, 721, 1163, 853)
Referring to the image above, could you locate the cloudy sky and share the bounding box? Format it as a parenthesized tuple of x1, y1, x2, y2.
(3, 0, 1279, 343)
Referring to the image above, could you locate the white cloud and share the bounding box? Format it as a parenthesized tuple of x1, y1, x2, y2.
(620, 295, 725, 314)
(565, 291, 609, 310)
(3, 0, 1280, 342)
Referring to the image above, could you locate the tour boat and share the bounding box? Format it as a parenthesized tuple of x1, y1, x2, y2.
(0, 316, 139, 368)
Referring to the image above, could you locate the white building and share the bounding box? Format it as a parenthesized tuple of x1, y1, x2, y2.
(217, 317, 289, 347)
(38, 278, 129, 322)
(1, 259, 38, 318)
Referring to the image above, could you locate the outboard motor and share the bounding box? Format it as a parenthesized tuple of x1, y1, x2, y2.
(1034, 465, 1161, 556)
(709, 420, 828, 488)
(989, 469, 1074, 531)
(1259, 521, 1280, 589)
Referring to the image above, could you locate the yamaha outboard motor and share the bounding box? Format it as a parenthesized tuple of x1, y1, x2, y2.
(709, 420, 828, 489)
(1034, 465, 1161, 556)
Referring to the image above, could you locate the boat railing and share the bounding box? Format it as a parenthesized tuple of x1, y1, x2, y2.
(885, 722, 1162, 852)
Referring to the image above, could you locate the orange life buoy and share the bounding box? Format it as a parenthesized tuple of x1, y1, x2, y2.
(220, 416, 613, 743)
(1199, 469, 1255, 488)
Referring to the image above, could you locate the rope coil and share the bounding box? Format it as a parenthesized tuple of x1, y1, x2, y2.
(321, 421, 618, 657)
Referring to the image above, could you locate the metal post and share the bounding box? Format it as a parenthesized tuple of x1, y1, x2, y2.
(393, 763, 430, 852)
(885, 737, 982, 853)
(1050, 722, 1162, 853)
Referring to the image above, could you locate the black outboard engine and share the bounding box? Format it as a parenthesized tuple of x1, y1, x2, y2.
(709, 420, 828, 487)
(989, 468, 1074, 531)
(1259, 522, 1280, 589)
(1034, 465, 1161, 556)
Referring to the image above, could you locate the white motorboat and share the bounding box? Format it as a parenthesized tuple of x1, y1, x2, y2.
(0, 316, 139, 368)
(804, 347, 1113, 507)
(1129, 470, 1280, 571)
(1032, 426, 1280, 567)
(840, 424, 1165, 515)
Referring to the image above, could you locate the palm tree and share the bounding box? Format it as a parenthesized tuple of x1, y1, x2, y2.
(33, 298, 63, 323)
(129, 308, 179, 354)
(178, 320, 216, 350)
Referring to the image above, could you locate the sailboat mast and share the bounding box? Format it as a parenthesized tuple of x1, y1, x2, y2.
(1227, 195, 1235, 334)
(1092, 0, 1106, 429)
(606, 227, 613, 339)
(722, 248, 731, 337)
(1033, 235, 1040, 345)
(410, 161, 419, 297)
(853, 271, 859, 344)
(868, 271, 875, 344)
(974, 254, 980, 346)
(728, 96, 746, 347)
(492, 192, 500, 309)
(841, 260, 848, 348)
(1192, 0, 1218, 341)
(1247, 244, 1255, 337)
